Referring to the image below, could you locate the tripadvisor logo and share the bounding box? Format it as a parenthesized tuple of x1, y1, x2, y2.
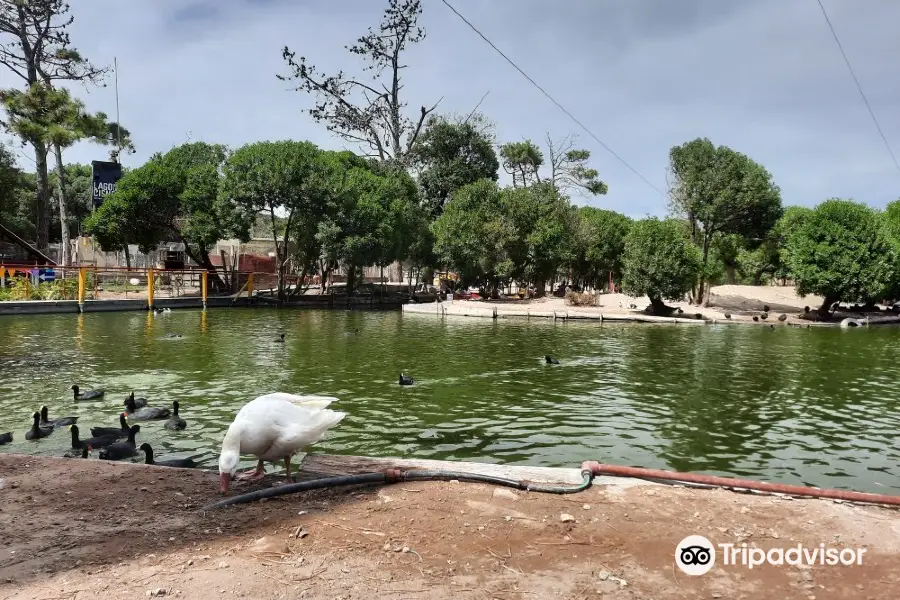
(675, 535, 867, 574)
(676, 535, 716, 575)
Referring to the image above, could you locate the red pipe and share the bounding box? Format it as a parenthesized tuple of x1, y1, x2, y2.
(581, 461, 900, 507)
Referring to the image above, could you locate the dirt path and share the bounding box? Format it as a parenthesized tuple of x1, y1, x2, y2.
(1, 455, 898, 599)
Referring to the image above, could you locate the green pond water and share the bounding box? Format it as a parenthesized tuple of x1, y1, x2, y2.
(0, 308, 897, 493)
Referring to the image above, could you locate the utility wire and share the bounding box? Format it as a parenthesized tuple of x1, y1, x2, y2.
(814, 0, 900, 173)
(440, 0, 665, 196)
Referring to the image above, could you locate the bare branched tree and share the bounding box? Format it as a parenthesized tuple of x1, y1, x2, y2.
(545, 133, 608, 197)
(278, 0, 440, 165)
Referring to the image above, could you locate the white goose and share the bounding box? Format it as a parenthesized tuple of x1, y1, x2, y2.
(218, 393, 346, 494)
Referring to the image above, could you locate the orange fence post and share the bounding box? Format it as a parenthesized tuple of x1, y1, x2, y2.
(147, 268, 155, 310)
(246, 273, 254, 298)
(201, 270, 208, 309)
(77, 267, 86, 312)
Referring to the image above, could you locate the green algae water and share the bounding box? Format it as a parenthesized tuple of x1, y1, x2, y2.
(0, 308, 898, 493)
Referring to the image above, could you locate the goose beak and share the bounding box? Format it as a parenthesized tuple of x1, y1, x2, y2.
(219, 472, 231, 494)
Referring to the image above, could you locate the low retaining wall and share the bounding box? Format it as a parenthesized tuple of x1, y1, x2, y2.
(402, 301, 705, 324)
(0, 296, 243, 315)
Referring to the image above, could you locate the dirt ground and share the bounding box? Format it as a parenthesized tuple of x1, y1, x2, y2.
(1, 455, 898, 600)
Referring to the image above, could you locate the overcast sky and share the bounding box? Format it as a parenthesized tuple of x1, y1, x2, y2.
(2, 0, 898, 218)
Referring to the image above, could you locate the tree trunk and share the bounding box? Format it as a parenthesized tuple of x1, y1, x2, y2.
(695, 236, 711, 305)
(124, 245, 132, 270)
(725, 264, 736, 285)
(818, 295, 839, 320)
(33, 141, 51, 255)
(649, 294, 666, 315)
(345, 263, 356, 305)
(51, 144, 71, 266)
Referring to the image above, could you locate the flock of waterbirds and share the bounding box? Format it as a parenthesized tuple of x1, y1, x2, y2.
(0, 385, 194, 468)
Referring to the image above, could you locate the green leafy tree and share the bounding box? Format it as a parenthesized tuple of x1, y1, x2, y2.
(784, 199, 896, 316)
(0, 0, 106, 252)
(85, 142, 231, 288)
(412, 115, 499, 216)
(502, 183, 576, 295)
(570, 206, 631, 289)
(279, 0, 438, 164)
(621, 217, 701, 314)
(0, 142, 32, 239)
(668, 137, 782, 304)
(499, 140, 543, 188)
(316, 154, 420, 297)
(432, 179, 511, 296)
(220, 140, 329, 301)
(2, 83, 132, 264)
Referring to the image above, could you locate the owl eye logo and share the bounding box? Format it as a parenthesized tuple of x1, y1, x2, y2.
(675, 535, 716, 575)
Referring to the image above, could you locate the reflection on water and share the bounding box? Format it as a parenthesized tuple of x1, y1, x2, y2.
(0, 308, 897, 492)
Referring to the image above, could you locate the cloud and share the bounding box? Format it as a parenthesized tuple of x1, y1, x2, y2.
(2, 0, 899, 217)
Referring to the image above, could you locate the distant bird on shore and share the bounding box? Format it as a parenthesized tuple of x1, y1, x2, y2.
(723, 313, 731, 319)
(275, 333, 285, 343)
(778, 314, 787, 322)
(545, 355, 560, 365)
(71, 385, 104, 401)
(91, 413, 130, 438)
(140, 443, 196, 468)
(98, 425, 141, 460)
(217, 393, 346, 494)
(25, 412, 53, 440)
(124, 396, 170, 420)
(752, 316, 759, 322)
(124, 392, 148, 409)
(164, 401, 187, 430)
(676, 307, 684, 314)
(68, 424, 119, 450)
(763, 304, 770, 312)
(804, 306, 810, 314)
(760, 312, 769, 320)
(399, 373, 414, 386)
(40, 405, 77, 428)
(0, 432, 12, 445)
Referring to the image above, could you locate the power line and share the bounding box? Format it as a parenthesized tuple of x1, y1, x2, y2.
(440, 0, 665, 196)
(814, 0, 900, 173)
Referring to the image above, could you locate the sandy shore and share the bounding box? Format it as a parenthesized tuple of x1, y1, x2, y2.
(421, 285, 891, 326)
(1, 454, 898, 599)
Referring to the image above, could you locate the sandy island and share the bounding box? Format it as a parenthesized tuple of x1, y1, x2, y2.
(411, 285, 899, 327)
(1, 454, 898, 599)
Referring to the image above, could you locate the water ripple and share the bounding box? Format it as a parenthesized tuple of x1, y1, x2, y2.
(0, 310, 897, 492)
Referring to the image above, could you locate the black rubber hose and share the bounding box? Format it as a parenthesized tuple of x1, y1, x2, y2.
(203, 472, 388, 510)
(402, 469, 594, 494)
(202, 468, 594, 510)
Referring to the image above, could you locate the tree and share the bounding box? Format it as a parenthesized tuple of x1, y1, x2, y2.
(0, 0, 106, 253)
(784, 199, 896, 316)
(621, 217, 701, 314)
(432, 179, 512, 295)
(411, 115, 499, 216)
(220, 140, 329, 302)
(278, 0, 439, 165)
(85, 142, 232, 288)
(668, 137, 782, 305)
(546, 134, 608, 196)
(1, 83, 131, 264)
(498, 140, 542, 188)
(571, 207, 631, 289)
(315, 153, 420, 298)
(501, 183, 576, 295)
